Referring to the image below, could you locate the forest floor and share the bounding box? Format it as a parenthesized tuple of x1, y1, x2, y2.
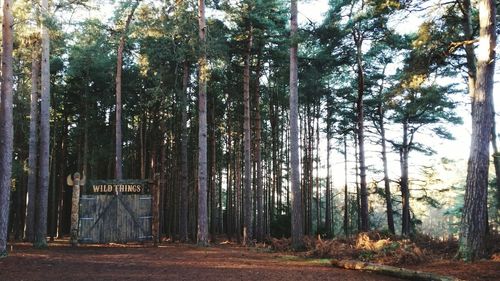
(0, 236, 498, 281)
(0, 240, 402, 281)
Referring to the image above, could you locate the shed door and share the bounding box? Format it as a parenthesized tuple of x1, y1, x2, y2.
(78, 194, 152, 243)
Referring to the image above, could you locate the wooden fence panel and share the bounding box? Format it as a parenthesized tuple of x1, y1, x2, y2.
(78, 194, 152, 243)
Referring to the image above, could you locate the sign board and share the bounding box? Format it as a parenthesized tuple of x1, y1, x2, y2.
(84, 180, 150, 195)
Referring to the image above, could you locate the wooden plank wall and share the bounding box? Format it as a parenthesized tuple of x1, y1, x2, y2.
(79, 195, 152, 243)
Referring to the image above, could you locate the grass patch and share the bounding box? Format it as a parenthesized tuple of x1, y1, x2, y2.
(277, 255, 331, 266)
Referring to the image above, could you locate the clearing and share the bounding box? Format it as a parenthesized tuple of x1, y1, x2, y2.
(0, 241, 402, 281)
(0, 240, 499, 281)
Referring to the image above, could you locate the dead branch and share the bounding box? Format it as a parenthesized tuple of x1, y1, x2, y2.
(331, 259, 464, 281)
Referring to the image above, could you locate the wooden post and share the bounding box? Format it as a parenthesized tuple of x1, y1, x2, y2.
(69, 172, 81, 246)
(151, 176, 160, 246)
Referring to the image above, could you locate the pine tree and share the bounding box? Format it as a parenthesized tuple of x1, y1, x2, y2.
(197, 0, 209, 246)
(0, 0, 14, 257)
(115, 0, 141, 180)
(243, 22, 253, 245)
(289, 0, 303, 250)
(458, 0, 496, 261)
(34, 0, 51, 249)
(25, 46, 40, 242)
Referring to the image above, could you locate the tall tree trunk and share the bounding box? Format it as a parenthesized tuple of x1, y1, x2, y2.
(179, 61, 189, 241)
(197, 0, 209, 246)
(270, 90, 277, 222)
(325, 116, 331, 236)
(343, 135, 349, 237)
(218, 165, 223, 234)
(140, 116, 146, 179)
(290, 0, 303, 249)
(354, 129, 360, 231)
(254, 54, 264, 242)
(378, 103, 395, 234)
(57, 115, 68, 237)
(25, 54, 40, 242)
(226, 95, 233, 239)
(209, 94, 217, 237)
(460, 0, 494, 236)
(458, 0, 496, 261)
(235, 139, 242, 243)
(315, 106, 320, 234)
(491, 103, 500, 227)
(115, 0, 140, 180)
(35, 0, 50, 248)
(301, 110, 308, 234)
(49, 134, 58, 241)
(0, 0, 14, 256)
(284, 111, 290, 214)
(354, 31, 369, 232)
(242, 25, 253, 245)
(400, 119, 411, 237)
(159, 121, 167, 240)
(307, 108, 314, 235)
(459, 0, 476, 98)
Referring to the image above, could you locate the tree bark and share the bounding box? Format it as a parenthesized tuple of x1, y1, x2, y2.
(354, 30, 369, 232)
(197, 0, 209, 246)
(235, 139, 242, 244)
(378, 103, 395, 234)
(458, 0, 496, 261)
(354, 129, 360, 231)
(25, 54, 40, 242)
(343, 135, 349, 237)
(115, 0, 140, 180)
(243, 25, 253, 245)
(226, 96, 233, 239)
(325, 114, 332, 236)
(270, 90, 277, 222)
(400, 119, 411, 236)
(209, 93, 217, 237)
(254, 54, 264, 242)
(307, 108, 314, 234)
(35, 0, 50, 249)
(179, 61, 189, 242)
(315, 106, 320, 234)
(57, 115, 68, 237)
(491, 102, 500, 228)
(0, 0, 14, 257)
(459, 0, 476, 98)
(290, 0, 304, 250)
(140, 116, 146, 179)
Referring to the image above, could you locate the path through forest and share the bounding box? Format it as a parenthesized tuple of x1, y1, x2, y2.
(0, 241, 403, 281)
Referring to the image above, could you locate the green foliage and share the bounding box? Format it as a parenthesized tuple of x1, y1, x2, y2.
(358, 250, 375, 261)
(3, 0, 488, 243)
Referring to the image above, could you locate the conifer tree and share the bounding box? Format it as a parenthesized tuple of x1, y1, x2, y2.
(197, 0, 209, 246)
(0, 0, 14, 257)
(458, 0, 496, 261)
(289, 0, 303, 250)
(34, 0, 51, 249)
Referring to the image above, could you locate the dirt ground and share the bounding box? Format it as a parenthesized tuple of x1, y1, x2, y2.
(0, 240, 498, 281)
(0, 240, 404, 281)
(406, 260, 500, 281)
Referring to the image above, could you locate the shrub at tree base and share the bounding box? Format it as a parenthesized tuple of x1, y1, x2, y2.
(305, 232, 427, 266)
(270, 237, 292, 252)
